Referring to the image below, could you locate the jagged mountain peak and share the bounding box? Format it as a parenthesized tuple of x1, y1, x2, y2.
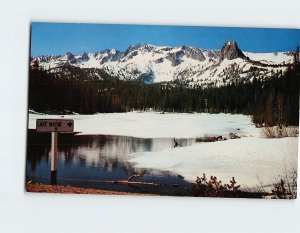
(94, 49, 119, 56)
(220, 40, 247, 60)
(32, 40, 293, 86)
(62, 52, 75, 61)
(81, 52, 89, 61)
(129, 43, 155, 49)
(125, 43, 155, 54)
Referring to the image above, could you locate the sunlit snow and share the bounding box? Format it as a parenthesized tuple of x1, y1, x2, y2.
(28, 112, 298, 189)
(129, 137, 298, 189)
(29, 112, 260, 138)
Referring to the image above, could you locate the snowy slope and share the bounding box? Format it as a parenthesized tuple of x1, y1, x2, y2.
(244, 51, 293, 65)
(129, 137, 298, 188)
(31, 41, 295, 87)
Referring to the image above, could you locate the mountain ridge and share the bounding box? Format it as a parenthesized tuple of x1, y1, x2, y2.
(31, 40, 295, 87)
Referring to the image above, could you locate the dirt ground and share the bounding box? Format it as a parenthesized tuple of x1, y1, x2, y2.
(26, 182, 156, 196)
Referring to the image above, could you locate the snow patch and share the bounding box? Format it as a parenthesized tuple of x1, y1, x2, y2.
(129, 137, 298, 188)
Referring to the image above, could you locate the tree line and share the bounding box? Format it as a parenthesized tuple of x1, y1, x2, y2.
(28, 60, 299, 126)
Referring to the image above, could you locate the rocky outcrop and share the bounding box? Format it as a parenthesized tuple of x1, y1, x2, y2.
(65, 52, 75, 61)
(220, 41, 247, 60)
(100, 50, 123, 64)
(155, 57, 164, 64)
(229, 133, 241, 139)
(81, 52, 89, 61)
(124, 43, 154, 56)
(166, 50, 185, 66)
(182, 46, 206, 62)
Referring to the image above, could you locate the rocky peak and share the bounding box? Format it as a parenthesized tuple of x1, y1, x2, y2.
(81, 52, 89, 61)
(124, 43, 154, 56)
(65, 52, 75, 61)
(99, 49, 123, 65)
(181, 46, 206, 62)
(220, 40, 247, 60)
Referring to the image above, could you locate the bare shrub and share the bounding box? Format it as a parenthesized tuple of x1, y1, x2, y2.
(261, 126, 299, 138)
(271, 169, 297, 199)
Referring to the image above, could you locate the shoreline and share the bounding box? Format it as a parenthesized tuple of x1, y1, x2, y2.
(26, 182, 157, 196)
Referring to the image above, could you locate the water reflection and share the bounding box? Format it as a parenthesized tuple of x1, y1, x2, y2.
(26, 130, 195, 195)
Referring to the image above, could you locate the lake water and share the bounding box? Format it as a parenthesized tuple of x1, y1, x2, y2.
(26, 130, 196, 196)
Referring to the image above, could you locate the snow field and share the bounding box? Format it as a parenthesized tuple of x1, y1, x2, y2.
(29, 112, 260, 138)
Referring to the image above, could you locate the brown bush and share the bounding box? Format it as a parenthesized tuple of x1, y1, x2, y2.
(261, 126, 299, 138)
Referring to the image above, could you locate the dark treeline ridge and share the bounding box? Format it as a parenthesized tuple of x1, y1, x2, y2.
(29, 62, 299, 126)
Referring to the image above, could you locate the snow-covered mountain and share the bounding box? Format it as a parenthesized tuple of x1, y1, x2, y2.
(31, 40, 295, 87)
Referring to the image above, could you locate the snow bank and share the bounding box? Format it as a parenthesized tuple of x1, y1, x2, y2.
(28, 112, 260, 138)
(129, 137, 298, 188)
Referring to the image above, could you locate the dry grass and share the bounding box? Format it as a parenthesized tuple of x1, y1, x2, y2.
(261, 126, 299, 138)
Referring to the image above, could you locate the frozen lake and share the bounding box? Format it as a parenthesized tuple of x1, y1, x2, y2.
(29, 111, 261, 138)
(28, 112, 298, 192)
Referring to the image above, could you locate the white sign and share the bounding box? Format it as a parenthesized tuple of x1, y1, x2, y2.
(36, 119, 74, 132)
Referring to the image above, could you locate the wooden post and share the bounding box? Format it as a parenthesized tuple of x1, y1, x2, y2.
(50, 132, 58, 185)
(36, 119, 74, 185)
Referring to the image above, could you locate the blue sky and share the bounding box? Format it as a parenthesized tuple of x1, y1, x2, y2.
(31, 22, 300, 56)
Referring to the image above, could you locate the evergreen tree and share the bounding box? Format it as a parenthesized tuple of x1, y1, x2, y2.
(28, 62, 299, 126)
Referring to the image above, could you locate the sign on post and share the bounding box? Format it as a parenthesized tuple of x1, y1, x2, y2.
(36, 119, 74, 132)
(36, 118, 74, 185)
